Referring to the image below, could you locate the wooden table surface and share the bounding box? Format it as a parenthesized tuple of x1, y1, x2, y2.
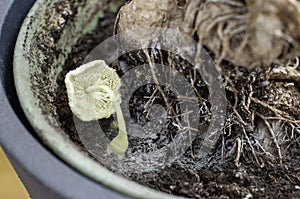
(0, 147, 30, 199)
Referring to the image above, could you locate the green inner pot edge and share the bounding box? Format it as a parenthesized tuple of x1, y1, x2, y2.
(13, 0, 184, 198)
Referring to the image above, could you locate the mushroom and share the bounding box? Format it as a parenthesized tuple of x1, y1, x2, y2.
(65, 60, 128, 158)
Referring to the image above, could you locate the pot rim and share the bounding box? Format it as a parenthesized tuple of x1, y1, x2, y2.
(12, 0, 185, 198)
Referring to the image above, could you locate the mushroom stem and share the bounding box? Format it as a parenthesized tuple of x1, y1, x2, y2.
(95, 85, 128, 158)
(107, 102, 129, 159)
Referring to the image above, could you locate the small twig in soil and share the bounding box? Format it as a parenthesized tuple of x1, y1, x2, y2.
(224, 75, 239, 109)
(232, 106, 262, 166)
(282, 136, 300, 156)
(265, 117, 300, 124)
(241, 86, 252, 115)
(234, 137, 242, 167)
(241, 126, 263, 167)
(232, 109, 247, 126)
(221, 135, 225, 161)
(187, 68, 204, 104)
(143, 49, 182, 126)
(226, 137, 236, 158)
(144, 86, 159, 119)
(246, 75, 255, 109)
(254, 139, 274, 160)
(251, 97, 293, 119)
(256, 113, 283, 166)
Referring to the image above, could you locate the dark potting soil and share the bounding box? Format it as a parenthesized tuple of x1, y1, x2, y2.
(52, 10, 300, 199)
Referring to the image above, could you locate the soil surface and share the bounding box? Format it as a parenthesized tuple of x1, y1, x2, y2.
(52, 8, 300, 199)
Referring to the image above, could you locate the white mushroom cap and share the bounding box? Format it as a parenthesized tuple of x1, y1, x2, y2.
(65, 60, 121, 121)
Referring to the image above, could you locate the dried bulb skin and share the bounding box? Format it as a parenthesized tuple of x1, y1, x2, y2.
(116, 0, 300, 68)
(115, 0, 183, 32)
(114, 0, 185, 51)
(182, 0, 300, 68)
(246, 0, 300, 67)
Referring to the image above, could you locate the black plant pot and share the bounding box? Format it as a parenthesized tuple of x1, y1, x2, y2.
(0, 1, 128, 199)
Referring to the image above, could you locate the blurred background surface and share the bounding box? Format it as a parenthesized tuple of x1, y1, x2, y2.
(0, 147, 30, 199)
